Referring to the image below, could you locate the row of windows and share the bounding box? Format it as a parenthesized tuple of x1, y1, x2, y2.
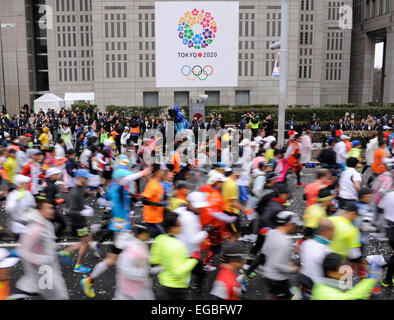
(138, 20, 155, 38)
(105, 54, 128, 62)
(300, 31, 313, 45)
(326, 62, 342, 80)
(55, 0, 91, 12)
(104, 21, 127, 38)
(139, 54, 155, 61)
(239, 41, 255, 50)
(138, 41, 155, 51)
(56, 15, 76, 23)
(327, 32, 344, 51)
(105, 62, 128, 78)
(239, 13, 256, 37)
(57, 32, 76, 47)
(327, 53, 343, 60)
(105, 42, 128, 51)
(139, 62, 156, 78)
(328, 2, 345, 20)
(301, 0, 315, 11)
(58, 50, 92, 58)
(299, 64, 313, 79)
(105, 14, 127, 21)
(265, 52, 277, 77)
(266, 12, 281, 37)
(58, 60, 92, 67)
(365, 0, 390, 19)
(300, 48, 313, 56)
(300, 14, 314, 22)
(239, 13, 256, 20)
(58, 66, 93, 82)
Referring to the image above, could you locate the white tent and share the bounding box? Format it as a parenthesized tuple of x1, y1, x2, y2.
(34, 93, 65, 113)
(64, 92, 95, 109)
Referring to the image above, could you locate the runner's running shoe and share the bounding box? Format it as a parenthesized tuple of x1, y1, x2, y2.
(74, 265, 92, 273)
(381, 280, 394, 288)
(202, 264, 216, 272)
(81, 278, 96, 298)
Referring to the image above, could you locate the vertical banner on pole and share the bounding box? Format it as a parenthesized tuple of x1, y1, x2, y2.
(272, 52, 280, 78)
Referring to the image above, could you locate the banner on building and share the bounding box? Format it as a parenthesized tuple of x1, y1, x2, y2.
(155, 2, 239, 87)
(272, 52, 280, 78)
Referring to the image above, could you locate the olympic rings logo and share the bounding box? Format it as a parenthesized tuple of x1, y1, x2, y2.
(181, 65, 213, 81)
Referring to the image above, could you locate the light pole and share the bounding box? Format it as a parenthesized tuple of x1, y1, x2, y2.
(0, 22, 16, 109)
(278, 0, 288, 146)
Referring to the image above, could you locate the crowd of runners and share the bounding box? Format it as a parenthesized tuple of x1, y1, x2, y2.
(0, 104, 393, 300)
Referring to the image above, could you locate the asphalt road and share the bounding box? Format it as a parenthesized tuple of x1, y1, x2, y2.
(2, 167, 394, 300)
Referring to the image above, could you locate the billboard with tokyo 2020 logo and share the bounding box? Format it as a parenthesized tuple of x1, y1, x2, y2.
(155, 2, 239, 87)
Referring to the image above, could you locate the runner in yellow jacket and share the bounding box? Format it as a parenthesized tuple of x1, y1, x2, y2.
(149, 212, 199, 300)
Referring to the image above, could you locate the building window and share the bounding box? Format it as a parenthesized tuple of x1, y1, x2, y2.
(366, 0, 370, 18)
(174, 91, 189, 106)
(371, 0, 376, 17)
(235, 91, 250, 105)
(205, 91, 220, 105)
(143, 92, 159, 107)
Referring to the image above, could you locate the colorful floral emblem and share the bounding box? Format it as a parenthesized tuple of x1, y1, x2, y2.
(178, 9, 217, 50)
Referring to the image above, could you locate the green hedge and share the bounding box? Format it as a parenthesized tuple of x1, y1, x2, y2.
(206, 106, 394, 124)
(103, 104, 394, 124)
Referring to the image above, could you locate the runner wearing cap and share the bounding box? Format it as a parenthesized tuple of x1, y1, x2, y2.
(317, 137, 337, 169)
(81, 166, 150, 298)
(210, 241, 252, 300)
(38, 127, 50, 151)
(5, 174, 35, 240)
(222, 166, 251, 240)
(347, 140, 362, 165)
(303, 187, 335, 239)
(41, 167, 66, 237)
(58, 169, 95, 273)
(199, 173, 232, 271)
(113, 223, 154, 300)
(259, 211, 302, 300)
(334, 135, 350, 171)
(120, 127, 130, 154)
(173, 191, 210, 290)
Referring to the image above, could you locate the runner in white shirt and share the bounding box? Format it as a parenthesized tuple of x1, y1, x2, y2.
(338, 157, 362, 208)
(298, 218, 334, 300)
(334, 135, 349, 170)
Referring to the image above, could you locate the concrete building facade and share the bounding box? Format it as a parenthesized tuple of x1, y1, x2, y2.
(349, 0, 393, 104)
(6, 0, 389, 114)
(42, 0, 353, 110)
